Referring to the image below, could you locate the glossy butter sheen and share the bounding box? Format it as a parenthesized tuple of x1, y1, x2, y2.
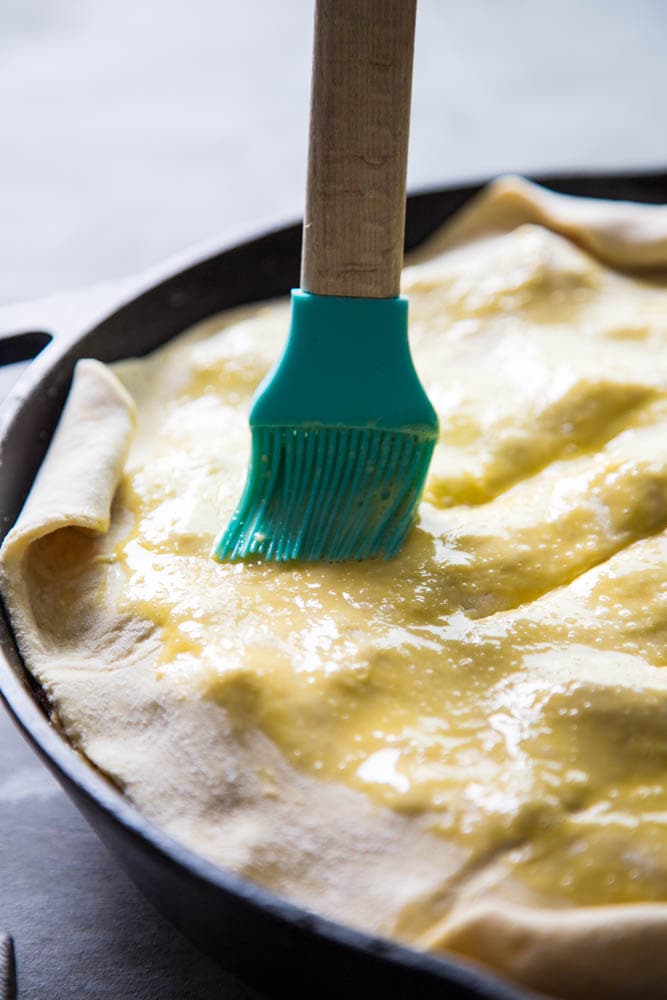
(111, 223, 667, 907)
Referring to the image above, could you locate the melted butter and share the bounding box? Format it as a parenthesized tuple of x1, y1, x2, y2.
(110, 225, 667, 905)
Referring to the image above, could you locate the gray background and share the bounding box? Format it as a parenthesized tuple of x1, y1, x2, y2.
(1, 1, 666, 997)
(3, 0, 666, 305)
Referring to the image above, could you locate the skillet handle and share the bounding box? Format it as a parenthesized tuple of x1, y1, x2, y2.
(0, 282, 120, 402)
(0, 314, 61, 402)
(0, 328, 54, 368)
(0, 294, 72, 370)
(0, 293, 85, 402)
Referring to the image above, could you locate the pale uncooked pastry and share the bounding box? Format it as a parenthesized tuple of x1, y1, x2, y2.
(5, 178, 667, 1000)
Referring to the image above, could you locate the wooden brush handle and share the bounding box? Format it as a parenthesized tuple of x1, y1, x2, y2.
(301, 0, 417, 299)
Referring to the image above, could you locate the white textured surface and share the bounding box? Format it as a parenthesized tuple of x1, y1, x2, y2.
(1, 0, 666, 304)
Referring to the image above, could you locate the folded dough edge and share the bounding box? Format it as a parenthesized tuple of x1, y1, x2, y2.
(1, 359, 136, 647)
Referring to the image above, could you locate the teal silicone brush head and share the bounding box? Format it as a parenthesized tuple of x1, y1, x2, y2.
(216, 425, 435, 561)
(213, 291, 438, 563)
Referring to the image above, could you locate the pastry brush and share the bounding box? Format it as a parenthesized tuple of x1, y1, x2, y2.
(214, 0, 437, 563)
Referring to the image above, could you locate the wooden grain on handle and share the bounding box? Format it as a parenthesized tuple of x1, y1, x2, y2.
(301, 0, 417, 299)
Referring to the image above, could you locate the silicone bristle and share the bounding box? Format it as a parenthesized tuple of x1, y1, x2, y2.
(213, 427, 436, 563)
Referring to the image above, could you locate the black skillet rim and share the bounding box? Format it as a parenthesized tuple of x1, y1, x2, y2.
(1, 169, 666, 1000)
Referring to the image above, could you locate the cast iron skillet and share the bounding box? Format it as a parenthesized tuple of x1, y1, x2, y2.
(1, 171, 666, 1000)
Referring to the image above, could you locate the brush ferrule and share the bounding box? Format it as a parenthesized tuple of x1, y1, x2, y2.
(250, 290, 438, 436)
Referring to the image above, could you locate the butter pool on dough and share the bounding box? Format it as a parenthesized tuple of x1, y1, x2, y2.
(6, 177, 667, 1000)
